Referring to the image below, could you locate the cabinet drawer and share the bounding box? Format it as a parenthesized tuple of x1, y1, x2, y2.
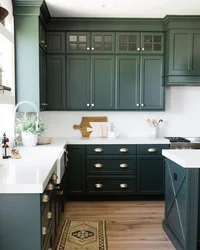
(86, 176, 136, 194)
(42, 220, 52, 247)
(42, 200, 52, 230)
(86, 155, 136, 174)
(137, 144, 169, 155)
(86, 145, 136, 155)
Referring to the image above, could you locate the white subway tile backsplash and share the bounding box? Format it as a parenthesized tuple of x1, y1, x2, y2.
(40, 86, 200, 138)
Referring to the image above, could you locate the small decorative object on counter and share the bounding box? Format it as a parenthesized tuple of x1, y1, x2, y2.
(2, 133, 10, 159)
(10, 148, 21, 159)
(0, 5, 9, 22)
(146, 119, 163, 138)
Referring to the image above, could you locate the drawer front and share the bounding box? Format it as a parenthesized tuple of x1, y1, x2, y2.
(86, 155, 136, 174)
(86, 176, 136, 194)
(42, 220, 52, 247)
(137, 144, 169, 155)
(86, 145, 136, 155)
(42, 200, 52, 230)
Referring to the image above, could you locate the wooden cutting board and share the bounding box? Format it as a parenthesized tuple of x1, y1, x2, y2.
(73, 116, 108, 137)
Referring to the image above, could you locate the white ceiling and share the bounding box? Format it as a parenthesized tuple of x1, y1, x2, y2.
(45, 0, 200, 18)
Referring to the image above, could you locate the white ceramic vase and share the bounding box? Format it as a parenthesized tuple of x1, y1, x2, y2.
(21, 132, 38, 147)
(149, 127, 157, 138)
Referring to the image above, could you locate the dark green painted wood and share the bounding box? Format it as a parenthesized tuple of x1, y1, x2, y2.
(116, 32, 140, 54)
(164, 16, 200, 30)
(0, 194, 41, 250)
(47, 55, 66, 110)
(91, 32, 115, 54)
(141, 32, 164, 54)
(137, 155, 164, 194)
(116, 55, 140, 110)
(66, 145, 86, 195)
(137, 144, 169, 155)
(67, 55, 90, 110)
(66, 32, 90, 54)
(91, 55, 115, 110)
(39, 48, 47, 111)
(86, 155, 137, 174)
(15, 15, 40, 111)
(47, 32, 65, 54)
(13, 0, 43, 6)
(163, 159, 199, 250)
(86, 175, 136, 195)
(140, 55, 164, 110)
(86, 145, 137, 155)
(39, 21, 47, 52)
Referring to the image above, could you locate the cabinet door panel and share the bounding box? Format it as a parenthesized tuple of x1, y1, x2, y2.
(116, 55, 140, 110)
(140, 56, 164, 110)
(141, 32, 164, 54)
(91, 55, 115, 110)
(67, 55, 90, 110)
(137, 155, 164, 194)
(47, 55, 66, 110)
(66, 32, 90, 53)
(192, 33, 200, 74)
(47, 32, 65, 54)
(91, 32, 115, 54)
(39, 48, 47, 111)
(116, 32, 140, 54)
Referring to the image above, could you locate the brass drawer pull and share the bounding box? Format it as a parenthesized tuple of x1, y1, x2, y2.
(120, 183, 128, 189)
(57, 190, 64, 195)
(119, 148, 128, 153)
(42, 194, 49, 203)
(95, 163, 103, 168)
(52, 174, 58, 181)
(120, 163, 128, 168)
(95, 183, 103, 189)
(148, 148, 157, 153)
(42, 227, 47, 235)
(47, 212, 52, 219)
(47, 183, 54, 190)
(94, 148, 103, 153)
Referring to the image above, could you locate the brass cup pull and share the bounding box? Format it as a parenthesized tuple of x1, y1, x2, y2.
(148, 148, 157, 153)
(42, 194, 49, 203)
(52, 174, 58, 181)
(42, 227, 47, 235)
(47, 183, 54, 190)
(95, 163, 103, 168)
(120, 183, 128, 189)
(94, 148, 103, 153)
(95, 183, 103, 189)
(120, 163, 128, 168)
(119, 148, 128, 153)
(57, 190, 64, 195)
(55, 185, 60, 190)
(40, 40, 45, 43)
(47, 212, 52, 219)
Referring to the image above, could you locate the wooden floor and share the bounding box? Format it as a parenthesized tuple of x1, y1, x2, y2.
(60, 201, 175, 250)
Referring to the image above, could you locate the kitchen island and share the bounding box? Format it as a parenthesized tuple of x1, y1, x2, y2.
(162, 150, 200, 250)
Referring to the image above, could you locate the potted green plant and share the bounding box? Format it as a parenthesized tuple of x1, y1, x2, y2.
(16, 113, 45, 146)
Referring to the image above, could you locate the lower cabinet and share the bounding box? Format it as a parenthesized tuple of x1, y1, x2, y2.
(0, 172, 64, 250)
(66, 144, 169, 197)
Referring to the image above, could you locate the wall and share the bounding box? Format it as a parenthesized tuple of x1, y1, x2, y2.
(40, 86, 200, 138)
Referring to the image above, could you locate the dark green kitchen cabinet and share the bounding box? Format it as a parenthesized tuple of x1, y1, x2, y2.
(165, 29, 200, 85)
(116, 55, 164, 110)
(39, 48, 47, 111)
(66, 32, 115, 54)
(67, 55, 115, 110)
(47, 55, 66, 110)
(116, 32, 164, 54)
(66, 145, 86, 195)
(47, 32, 65, 54)
(137, 155, 165, 194)
(39, 21, 47, 52)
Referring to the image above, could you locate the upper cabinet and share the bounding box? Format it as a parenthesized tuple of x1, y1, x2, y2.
(116, 32, 164, 54)
(66, 32, 115, 54)
(47, 32, 65, 54)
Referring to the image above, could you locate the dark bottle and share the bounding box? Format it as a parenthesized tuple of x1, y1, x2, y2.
(2, 133, 10, 159)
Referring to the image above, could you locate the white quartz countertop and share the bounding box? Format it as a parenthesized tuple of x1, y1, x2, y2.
(162, 149, 200, 168)
(66, 137, 169, 144)
(0, 138, 67, 194)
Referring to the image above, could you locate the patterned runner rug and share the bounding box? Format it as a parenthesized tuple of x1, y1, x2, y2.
(56, 220, 107, 250)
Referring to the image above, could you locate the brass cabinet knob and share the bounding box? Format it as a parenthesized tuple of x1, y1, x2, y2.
(42, 194, 49, 203)
(52, 174, 58, 181)
(91, 103, 95, 107)
(95, 183, 103, 189)
(55, 185, 60, 190)
(119, 148, 128, 153)
(87, 47, 90, 50)
(120, 163, 128, 168)
(91, 47, 94, 50)
(41, 103, 46, 106)
(136, 103, 140, 106)
(148, 148, 157, 152)
(94, 148, 103, 153)
(42, 227, 47, 235)
(47, 183, 54, 190)
(57, 190, 64, 195)
(48, 249, 52, 250)
(95, 163, 103, 168)
(142, 47, 145, 51)
(40, 40, 45, 44)
(44, 44, 47, 47)
(141, 103, 144, 107)
(137, 47, 140, 51)
(120, 183, 128, 189)
(47, 212, 52, 219)
(87, 103, 90, 106)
